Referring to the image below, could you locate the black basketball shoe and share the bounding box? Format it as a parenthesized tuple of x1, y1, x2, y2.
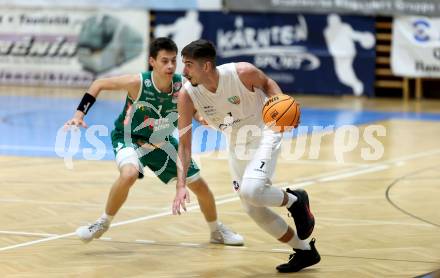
(276, 238, 321, 273)
(286, 188, 314, 240)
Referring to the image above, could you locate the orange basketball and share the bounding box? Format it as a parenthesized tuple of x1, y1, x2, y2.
(262, 95, 300, 132)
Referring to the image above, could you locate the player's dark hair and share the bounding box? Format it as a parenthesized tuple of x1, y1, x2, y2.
(181, 39, 216, 65)
(150, 37, 178, 59)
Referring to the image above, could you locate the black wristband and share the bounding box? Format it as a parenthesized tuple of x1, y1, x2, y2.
(77, 92, 96, 114)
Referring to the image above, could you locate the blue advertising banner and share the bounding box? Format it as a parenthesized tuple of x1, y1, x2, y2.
(154, 12, 376, 96)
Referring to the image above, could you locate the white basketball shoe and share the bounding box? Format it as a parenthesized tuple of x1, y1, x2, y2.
(76, 218, 110, 243)
(210, 223, 244, 246)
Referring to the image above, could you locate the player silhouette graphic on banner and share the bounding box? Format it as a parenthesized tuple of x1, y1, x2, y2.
(154, 11, 203, 74)
(324, 14, 375, 96)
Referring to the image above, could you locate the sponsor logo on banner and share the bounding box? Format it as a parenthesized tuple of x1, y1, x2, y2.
(413, 19, 431, 42)
(217, 16, 320, 73)
(154, 11, 376, 96)
(392, 16, 440, 77)
(0, 9, 148, 87)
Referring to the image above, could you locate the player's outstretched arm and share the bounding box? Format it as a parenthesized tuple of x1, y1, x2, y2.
(235, 62, 283, 98)
(64, 74, 140, 129)
(173, 88, 196, 215)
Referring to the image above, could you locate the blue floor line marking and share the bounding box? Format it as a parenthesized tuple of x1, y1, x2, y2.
(1, 95, 440, 159)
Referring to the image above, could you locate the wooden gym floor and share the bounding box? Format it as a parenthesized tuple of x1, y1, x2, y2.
(0, 90, 439, 277)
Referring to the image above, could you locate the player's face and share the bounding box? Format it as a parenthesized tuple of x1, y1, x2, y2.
(182, 57, 204, 86)
(149, 50, 177, 78)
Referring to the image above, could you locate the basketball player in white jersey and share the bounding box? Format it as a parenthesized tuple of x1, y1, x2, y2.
(172, 39, 320, 273)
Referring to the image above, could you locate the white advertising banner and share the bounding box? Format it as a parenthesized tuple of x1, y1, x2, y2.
(0, 8, 148, 87)
(392, 16, 440, 77)
(0, 0, 221, 10)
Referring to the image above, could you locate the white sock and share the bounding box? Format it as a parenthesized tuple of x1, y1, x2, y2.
(286, 192, 298, 208)
(100, 212, 114, 223)
(208, 220, 221, 232)
(287, 232, 311, 250)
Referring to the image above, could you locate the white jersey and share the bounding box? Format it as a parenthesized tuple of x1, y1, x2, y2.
(185, 63, 267, 137)
(186, 63, 283, 188)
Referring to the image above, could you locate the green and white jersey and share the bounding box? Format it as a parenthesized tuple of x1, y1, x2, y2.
(113, 71, 183, 144)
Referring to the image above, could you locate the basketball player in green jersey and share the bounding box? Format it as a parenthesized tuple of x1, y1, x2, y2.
(64, 37, 243, 246)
